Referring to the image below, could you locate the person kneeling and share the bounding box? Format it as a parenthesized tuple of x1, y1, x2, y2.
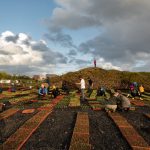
(52, 86, 60, 98)
(114, 90, 131, 111)
(38, 84, 47, 100)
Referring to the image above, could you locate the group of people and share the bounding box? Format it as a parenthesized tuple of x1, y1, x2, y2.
(75, 77, 147, 113)
(38, 80, 70, 99)
(38, 84, 60, 99)
(127, 82, 144, 100)
(38, 77, 145, 114)
(0, 83, 14, 93)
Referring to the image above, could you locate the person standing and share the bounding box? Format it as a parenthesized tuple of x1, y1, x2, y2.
(94, 59, 96, 67)
(87, 77, 93, 97)
(76, 76, 85, 102)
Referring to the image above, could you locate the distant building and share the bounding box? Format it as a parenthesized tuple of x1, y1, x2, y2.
(33, 75, 46, 81)
(33, 75, 41, 81)
(0, 80, 11, 84)
(33, 74, 57, 81)
(46, 74, 57, 78)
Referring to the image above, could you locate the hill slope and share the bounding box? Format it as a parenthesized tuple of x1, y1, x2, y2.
(50, 67, 150, 90)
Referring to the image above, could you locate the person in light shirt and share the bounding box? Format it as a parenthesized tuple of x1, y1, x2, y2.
(76, 76, 85, 102)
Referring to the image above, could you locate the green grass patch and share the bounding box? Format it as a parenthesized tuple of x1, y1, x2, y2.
(55, 96, 71, 108)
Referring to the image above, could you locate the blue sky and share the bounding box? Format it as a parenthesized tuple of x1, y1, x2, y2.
(0, 0, 55, 39)
(0, 0, 150, 76)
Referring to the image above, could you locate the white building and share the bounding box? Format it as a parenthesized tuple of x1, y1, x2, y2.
(0, 80, 11, 84)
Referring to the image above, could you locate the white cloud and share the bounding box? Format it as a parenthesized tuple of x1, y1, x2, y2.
(0, 31, 43, 65)
(96, 57, 121, 70)
(0, 31, 67, 75)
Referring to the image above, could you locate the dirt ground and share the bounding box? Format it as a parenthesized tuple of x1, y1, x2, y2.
(22, 108, 133, 150)
(89, 111, 131, 150)
(120, 106, 150, 145)
(0, 90, 150, 150)
(0, 110, 38, 143)
(22, 109, 77, 150)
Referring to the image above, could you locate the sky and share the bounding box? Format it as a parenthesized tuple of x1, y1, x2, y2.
(0, 0, 150, 76)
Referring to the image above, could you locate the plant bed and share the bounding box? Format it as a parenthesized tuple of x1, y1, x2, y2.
(2, 128, 32, 150)
(90, 103, 103, 110)
(89, 90, 97, 99)
(55, 96, 71, 109)
(2, 109, 53, 149)
(130, 100, 145, 107)
(114, 121, 132, 128)
(89, 111, 131, 150)
(92, 107, 103, 111)
(2, 96, 64, 149)
(22, 109, 77, 150)
(75, 120, 89, 126)
(86, 97, 96, 101)
(21, 100, 52, 110)
(109, 112, 150, 149)
(76, 114, 88, 119)
(69, 112, 90, 150)
(0, 110, 38, 143)
(120, 106, 150, 145)
(125, 135, 149, 147)
(119, 127, 139, 136)
(69, 142, 91, 150)
(0, 108, 20, 120)
(132, 146, 150, 150)
(88, 101, 101, 105)
(71, 133, 89, 144)
(74, 125, 89, 134)
(37, 107, 53, 111)
(69, 95, 80, 107)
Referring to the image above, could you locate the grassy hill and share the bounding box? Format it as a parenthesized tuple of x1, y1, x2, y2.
(50, 67, 150, 91)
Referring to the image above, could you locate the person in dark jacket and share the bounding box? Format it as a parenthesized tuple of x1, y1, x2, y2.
(62, 81, 69, 95)
(97, 86, 106, 96)
(87, 78, 93, 97)
(52, 87, 60, 98)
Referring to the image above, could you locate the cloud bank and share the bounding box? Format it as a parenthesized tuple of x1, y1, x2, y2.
(0, 31, 67, 75)
(46, 0, 150, 71)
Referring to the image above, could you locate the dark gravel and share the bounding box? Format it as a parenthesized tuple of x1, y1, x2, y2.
(23, 109, 77, 150)
(0, 110, 38, 143)
(120, 106, 150, 145)
(1, 105, 149, 149)
(89, 111, 131, 150)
